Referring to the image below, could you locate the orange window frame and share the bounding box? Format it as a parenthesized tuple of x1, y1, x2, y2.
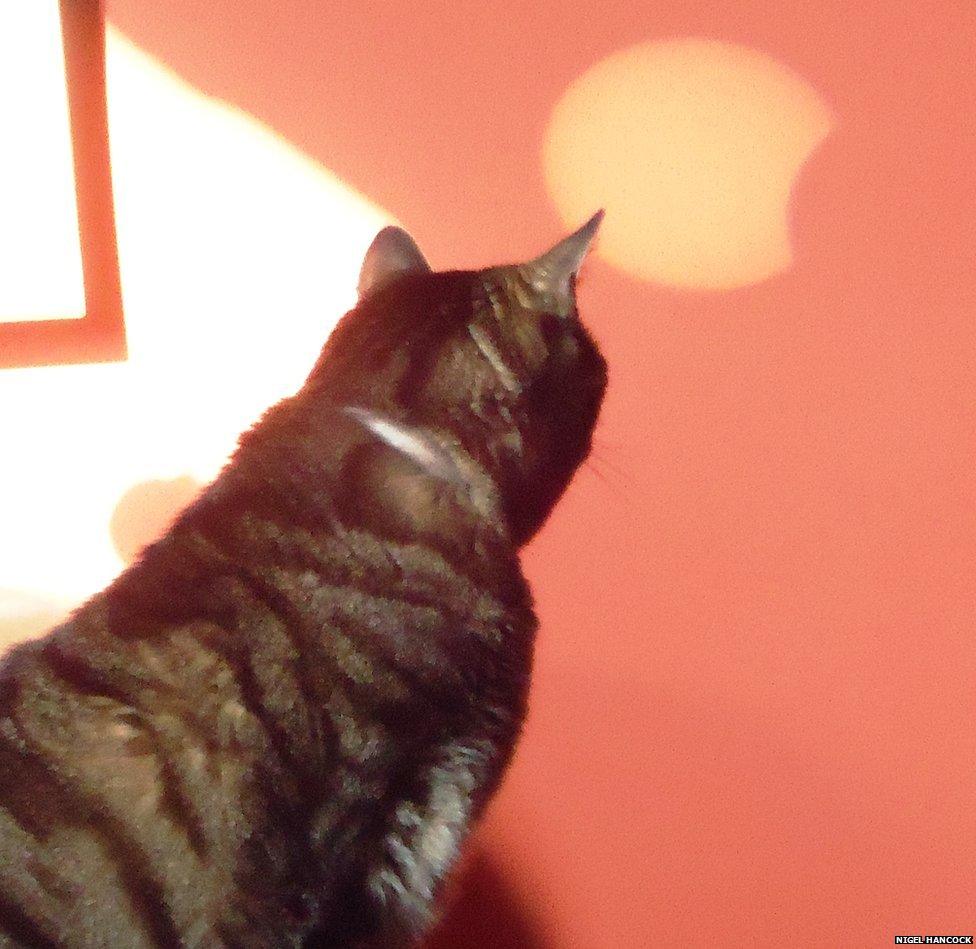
(0, 0, 125, 369)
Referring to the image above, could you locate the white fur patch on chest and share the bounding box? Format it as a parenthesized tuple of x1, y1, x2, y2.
(367, 739, 492, 935)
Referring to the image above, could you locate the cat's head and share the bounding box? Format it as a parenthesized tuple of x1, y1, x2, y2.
(309, 215, 608, 546)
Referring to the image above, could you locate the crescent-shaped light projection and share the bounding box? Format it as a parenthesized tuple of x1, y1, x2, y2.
(0, 29, 392, 638)
(543, 39, 833, 290)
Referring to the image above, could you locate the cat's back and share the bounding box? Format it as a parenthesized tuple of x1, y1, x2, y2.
(0, 212, 606, 946)
(0, 434, 535, 947)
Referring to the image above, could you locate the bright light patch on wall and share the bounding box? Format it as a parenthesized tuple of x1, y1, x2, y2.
(543, 39, 833, 290)
(0, 29, 392, 639)
(0, 2, 85, 321)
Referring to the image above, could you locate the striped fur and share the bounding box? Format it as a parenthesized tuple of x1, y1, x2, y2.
(0, 221, 607, 947)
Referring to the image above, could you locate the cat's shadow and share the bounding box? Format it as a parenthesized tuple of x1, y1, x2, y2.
(423, 848, 551, 949)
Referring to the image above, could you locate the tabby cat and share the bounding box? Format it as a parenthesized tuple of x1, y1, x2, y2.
(0, 214, 608, 948)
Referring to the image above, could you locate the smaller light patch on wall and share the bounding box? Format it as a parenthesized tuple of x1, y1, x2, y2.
(0, 3, 85, 321)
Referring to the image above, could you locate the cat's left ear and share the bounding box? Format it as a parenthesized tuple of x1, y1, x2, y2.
(358, 226, 431, 298)
(520, 210, 604, 316)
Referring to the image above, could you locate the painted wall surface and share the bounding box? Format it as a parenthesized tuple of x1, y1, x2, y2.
(2, 0, 974, 944)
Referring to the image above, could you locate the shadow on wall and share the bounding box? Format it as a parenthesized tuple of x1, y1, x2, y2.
(425, 848, 552, 949)
(0, 476, 205, 655)
(109, 474, 204, 564)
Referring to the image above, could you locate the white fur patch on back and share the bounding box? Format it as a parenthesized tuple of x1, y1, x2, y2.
(344, 406, 463, 485)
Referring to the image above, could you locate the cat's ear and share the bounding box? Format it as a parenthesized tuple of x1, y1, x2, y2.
(358, 226, 432, 298)
(520, 210, 604, 316)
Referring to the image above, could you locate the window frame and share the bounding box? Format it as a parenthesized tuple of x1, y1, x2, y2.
(0, 0, 125, 369)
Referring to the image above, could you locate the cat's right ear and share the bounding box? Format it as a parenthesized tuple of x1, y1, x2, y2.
(358, 226, 431, 298)
(520, 210, 603, 317)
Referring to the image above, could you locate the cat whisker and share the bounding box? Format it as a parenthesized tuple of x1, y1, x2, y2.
(582, 456, 631, 502)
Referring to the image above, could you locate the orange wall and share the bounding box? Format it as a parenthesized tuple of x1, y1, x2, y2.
(32, 1, 976, 943)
